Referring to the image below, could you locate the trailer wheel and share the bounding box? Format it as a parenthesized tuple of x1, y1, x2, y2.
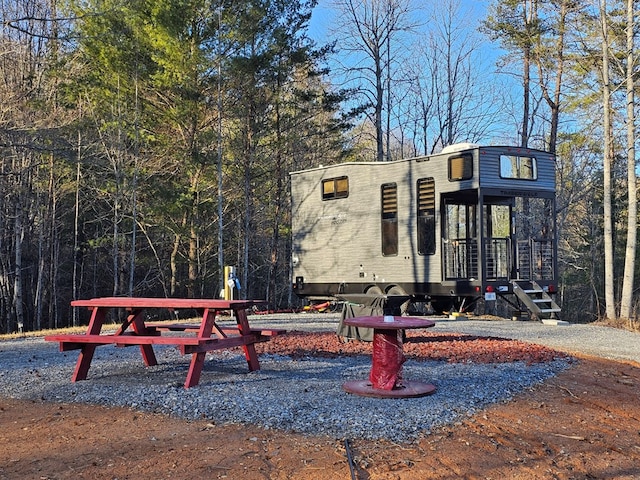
(429, 298, 452, 314)
(387, 286, 410, 315)
(365, 286, 384, 296)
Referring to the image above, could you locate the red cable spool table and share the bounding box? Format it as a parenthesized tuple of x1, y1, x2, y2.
(342, 315, 437, 398)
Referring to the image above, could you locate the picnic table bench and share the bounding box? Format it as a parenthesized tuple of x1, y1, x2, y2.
(45, 297, 284, 388)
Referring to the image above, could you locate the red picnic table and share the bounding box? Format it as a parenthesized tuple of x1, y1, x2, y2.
(45, 297, 283, 388)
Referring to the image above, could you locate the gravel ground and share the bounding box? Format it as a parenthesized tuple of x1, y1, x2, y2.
(433, 318, 640, 364)
(3, 313, 638, 443)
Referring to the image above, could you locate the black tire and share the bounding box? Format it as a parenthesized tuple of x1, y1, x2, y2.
(365, 286, 384, 295)
(387, 286, 410, 315)
(429, 298, 452, 314)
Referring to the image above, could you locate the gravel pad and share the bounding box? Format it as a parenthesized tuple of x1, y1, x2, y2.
(0, 337, 570, 442)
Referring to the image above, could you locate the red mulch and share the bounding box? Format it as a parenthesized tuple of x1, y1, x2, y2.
(254, 330, 568, 364)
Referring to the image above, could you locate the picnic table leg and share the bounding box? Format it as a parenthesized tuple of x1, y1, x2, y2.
(72, 345, 97, 381)
(71, 307, 105, 381)
(184, 352, 206, 388)
(129, 310, 158, 367)
(184, 308, 217, 388)
(235, 308, 260, 371)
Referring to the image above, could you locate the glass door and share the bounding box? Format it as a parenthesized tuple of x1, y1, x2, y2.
(483, 202, 512, 280)
(443, 202, 478, 279)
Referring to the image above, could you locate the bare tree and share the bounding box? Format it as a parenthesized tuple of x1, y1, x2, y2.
(401, 0, 504, 154)
(483, 0, 542, 148)
(0, 0, 71, 332)
(331, 0, 415, 161)
(531, 0, 575, 154)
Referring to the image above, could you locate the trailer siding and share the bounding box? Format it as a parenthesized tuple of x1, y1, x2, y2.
(291, 158, 452, 289)
(478, 147, 555, 192)
(290, 145, 557, 299)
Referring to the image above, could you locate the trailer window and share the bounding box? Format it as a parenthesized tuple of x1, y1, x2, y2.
(381, 183, 398, 256)
(499, 155, 537, 180)
(322, 176, 349, 200)
(448, 154, 473, 181)
(417, 178, 436, 255)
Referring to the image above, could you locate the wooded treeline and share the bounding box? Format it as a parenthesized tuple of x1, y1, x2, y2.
(1, 0, 350, 331)
(1, 0, 639, 332)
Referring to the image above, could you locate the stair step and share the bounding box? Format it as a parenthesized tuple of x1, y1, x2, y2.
(512, 280, 562, 319)
(542, 319, 570, 326)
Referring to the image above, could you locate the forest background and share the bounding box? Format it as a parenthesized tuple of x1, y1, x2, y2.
(0, 0, 638, 333)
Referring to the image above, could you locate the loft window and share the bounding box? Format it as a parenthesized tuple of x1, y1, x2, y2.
(448, 154, 473, 181)
(322, 176, 349, 200)
(381, 183, 398, 256)
(499, 155, 538, 180)
(417, 178, 436, 255)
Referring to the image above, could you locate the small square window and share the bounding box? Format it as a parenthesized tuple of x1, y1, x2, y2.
(322, 176, 349, 200)
(448, 154, 473, 181)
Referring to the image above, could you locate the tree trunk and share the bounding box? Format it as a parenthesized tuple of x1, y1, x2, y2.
(600, 0, 616, 320)
(242, 100, 255, 301)
(521, 35, 531, 147)
(170, 212, 186, 296)
(520, 47, 531, 148)
(534, 0, 568, 155)
(34, 191, 47, 332)
(73, 159, 81, 326)
(170, 233, 181, 297)
(187, 169, 203, 298)
(112, 189, 120, 297)
(188, 221, 197, 298)
(268, 79, 283, 308)
(620, 0, 636, 320)
(375, 53, 385, 161)
(13, 203, 24, 333)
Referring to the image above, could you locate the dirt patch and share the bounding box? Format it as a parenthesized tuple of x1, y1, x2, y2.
(2, 332, 640, 479)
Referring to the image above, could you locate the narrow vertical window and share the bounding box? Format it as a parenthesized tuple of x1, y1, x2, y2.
(381, 183, 398, 256)
(417, 178, 436, 255)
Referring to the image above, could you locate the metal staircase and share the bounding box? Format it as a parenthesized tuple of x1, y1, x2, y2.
(511, 281, 561, 320)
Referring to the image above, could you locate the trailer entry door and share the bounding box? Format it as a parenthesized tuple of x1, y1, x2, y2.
(443, 201, 478, 279)
(483, 202, 512, 280)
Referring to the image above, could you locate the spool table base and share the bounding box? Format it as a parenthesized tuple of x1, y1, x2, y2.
(342, 379, 436, 398)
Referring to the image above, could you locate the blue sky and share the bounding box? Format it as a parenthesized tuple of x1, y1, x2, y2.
(304, 0, 519, 147)
(307, 0, 492, 46)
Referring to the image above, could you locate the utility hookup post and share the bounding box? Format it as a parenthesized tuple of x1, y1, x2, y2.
(224, 266, 240, 319)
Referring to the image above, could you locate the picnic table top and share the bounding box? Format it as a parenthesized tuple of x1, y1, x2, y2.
(71, 297, 266, 309)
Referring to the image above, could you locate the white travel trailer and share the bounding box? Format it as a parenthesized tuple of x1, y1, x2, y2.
(290, 144, 560, 317)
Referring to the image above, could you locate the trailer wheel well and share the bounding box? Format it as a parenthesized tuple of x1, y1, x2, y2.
(365, 286, 383, 295)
